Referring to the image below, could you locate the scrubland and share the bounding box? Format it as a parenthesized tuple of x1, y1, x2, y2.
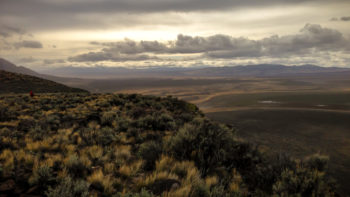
(0, 93, 337, 196)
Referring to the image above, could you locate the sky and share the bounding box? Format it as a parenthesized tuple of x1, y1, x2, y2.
(0, 0, 350, 70)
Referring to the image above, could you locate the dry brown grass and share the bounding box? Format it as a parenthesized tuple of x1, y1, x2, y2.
(119, 160, 143, 177)
(88, 169, 115, 194)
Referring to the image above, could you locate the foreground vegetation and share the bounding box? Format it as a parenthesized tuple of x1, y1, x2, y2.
(0, 93, 337, 196)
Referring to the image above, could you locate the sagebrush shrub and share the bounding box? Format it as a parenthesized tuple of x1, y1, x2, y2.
(46, 176, 90, 197)
(138, 141, 162, 171)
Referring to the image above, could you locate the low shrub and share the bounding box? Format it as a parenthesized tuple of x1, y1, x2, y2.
(138, 141, 162, 171)
(46, 176, 90, 197)
(29, 164, 55, 188)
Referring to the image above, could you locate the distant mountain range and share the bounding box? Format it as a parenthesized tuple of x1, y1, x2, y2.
(1, 57, 350, 93)
(184, 64, 350, 77)
(39, 62, 350, 79)
(2, 58, 350, 79)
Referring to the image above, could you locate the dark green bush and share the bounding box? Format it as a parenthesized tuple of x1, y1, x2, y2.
(119, 188, 154, 197)
(65, 155, 87, 177)
(156, 113, 175, 131)
(97, 127, 117, 146)
(272, 166, 335, 196)
(29, 165, 55, 188)
(190, 183, 210, 197)
(101, 111, 117, 126)
(116, 118, 130, 132)
(28, 126, 47, 141)
(46, 176, 90, 197)
(304, 154, 329, 172)
(138, 141, 162, 171)
(17, 119, 36, 132)
(168, 118, 237, 174)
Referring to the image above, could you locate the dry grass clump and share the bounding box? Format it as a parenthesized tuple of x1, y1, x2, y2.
(15, 149, 35, 168)
(0, 149, 15, 175)
(87, 169, 115, 194)
(118, 160, 143, 177)
(205, 175, 218, 188)
(81, 145, 103, 163)
(114, 145, 132, 162)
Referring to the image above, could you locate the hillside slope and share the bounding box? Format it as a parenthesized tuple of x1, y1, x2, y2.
(0, 70, 88, 94)
(0, 58, 40, 76)
(0, 93, 337, 196)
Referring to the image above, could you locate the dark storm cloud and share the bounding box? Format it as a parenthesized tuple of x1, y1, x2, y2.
(0, 0, 346, 30)
(68, 51, 157, 62)
(69, 24, 349, 62)
(0, 0, 312, 15)
(13, 40, 43, 49)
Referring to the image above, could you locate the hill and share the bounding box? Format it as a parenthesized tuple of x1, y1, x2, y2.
(0, 58, 40, 77)
(0, 93, 337, 196)
(0, 70, 88, 94)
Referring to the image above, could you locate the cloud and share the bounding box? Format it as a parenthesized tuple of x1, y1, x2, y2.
(101, 39, 168, 54)
(14, 40, 43, 49)
(0, 25, 26, 38)
(0, 0, 323, 17)
(330, 16, 350, 21)
(43, 59, 65, 64)
(71, 24, 349, 62)
(68, 51, 157, 62)
(18, 57, 39, 63)
(340, 16, 350, 21)
(1, 0, 349, 32)
(261, 24, 349, 57)
(171, 34, 262, 55)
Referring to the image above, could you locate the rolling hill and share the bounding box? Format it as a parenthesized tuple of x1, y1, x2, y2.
(0, 58, 40, 77)
(0, 70, 88, 94)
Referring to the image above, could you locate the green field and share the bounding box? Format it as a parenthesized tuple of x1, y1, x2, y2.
(207, 109, 350, 195)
